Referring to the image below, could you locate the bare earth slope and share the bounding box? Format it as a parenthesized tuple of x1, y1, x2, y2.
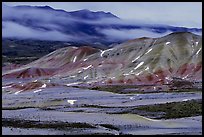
(2, 32, 202, 92)
(2, 32, 202, 135)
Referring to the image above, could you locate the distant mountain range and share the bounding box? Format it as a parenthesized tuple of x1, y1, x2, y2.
(2, 4, 202, 45)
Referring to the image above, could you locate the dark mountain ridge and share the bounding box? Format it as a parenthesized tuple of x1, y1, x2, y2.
(2, 4, 202, 44)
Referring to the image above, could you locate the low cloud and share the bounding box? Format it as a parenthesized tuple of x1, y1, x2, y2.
(2, 4, 202, 43)
(2, 5, 105, 42)
(100, 29, 172, 41)
(2, 21, 76, 41)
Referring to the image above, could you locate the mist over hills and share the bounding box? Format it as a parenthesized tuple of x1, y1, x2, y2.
(2, 4, 202, 45)
(2, 4, 202, 135)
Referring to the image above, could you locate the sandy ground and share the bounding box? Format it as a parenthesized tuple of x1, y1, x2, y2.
(2, 86, 202, 135)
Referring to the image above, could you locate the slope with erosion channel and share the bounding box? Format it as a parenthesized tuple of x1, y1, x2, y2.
(2, 32, 202, 135)
(3, 46, 100, 78)
(2, 32, 202, 92)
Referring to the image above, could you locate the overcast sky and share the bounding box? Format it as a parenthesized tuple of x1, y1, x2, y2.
(3, 2, 202, 28)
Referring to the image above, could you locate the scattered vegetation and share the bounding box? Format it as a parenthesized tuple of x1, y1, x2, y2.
(74, 84, 202, 94)
(2, 106, 37, 110)
(2, 55, 39, 65)
(136, 99, 202, 119)
(100, 124, 120, 131)
(81, 104, 112, 108)
(2, 118, 96, 129)
(87, 85, 144, 94)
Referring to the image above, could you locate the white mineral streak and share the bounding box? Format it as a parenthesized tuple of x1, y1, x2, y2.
(165, 76, 172, 81)
(14, 90, 23, 95)
(98, 64, 103, 67)
(83, 65, 93, 70)
(66, 82, 81, 86)
(134, 62, 144, 70)
(145, 48, 152, 54)
(135, 71, 143, 76)
(196, 48, 201, 55)
(182, 99, 189, 101)
(132, 55, 141, 63)
(73, 56, 77, 63)
(33, 89, 42, 93)
(72, 47, 78, 49)
(83, 58, 88, 61)
(87, 80, 99, 84)
(78, 70, 82, 73)
(100, 48, 113, 57)
(182, 74, 189, 79)
(166, 42, 171, 45)
(145, 66, 149, 71)
(2, 85, 12, 89)
(67, 100, 77, 105)
(41, 84, 47, 88)
(130, 97, 135, 100)
(84, 75, 89, 80)
(152, 39, 157, 45)
(139, 115, 160, 122)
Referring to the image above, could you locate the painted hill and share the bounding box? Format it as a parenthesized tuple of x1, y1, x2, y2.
(3, 32, 202, 92)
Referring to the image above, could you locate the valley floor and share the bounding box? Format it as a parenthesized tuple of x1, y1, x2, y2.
(2, 86, 202, 135)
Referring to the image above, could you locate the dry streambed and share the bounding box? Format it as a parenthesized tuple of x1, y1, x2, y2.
(2, 86, 202, 135)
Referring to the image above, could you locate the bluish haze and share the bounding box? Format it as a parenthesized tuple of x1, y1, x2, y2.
(4, 2, 202, 28)
(2, 2, 202, 42)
